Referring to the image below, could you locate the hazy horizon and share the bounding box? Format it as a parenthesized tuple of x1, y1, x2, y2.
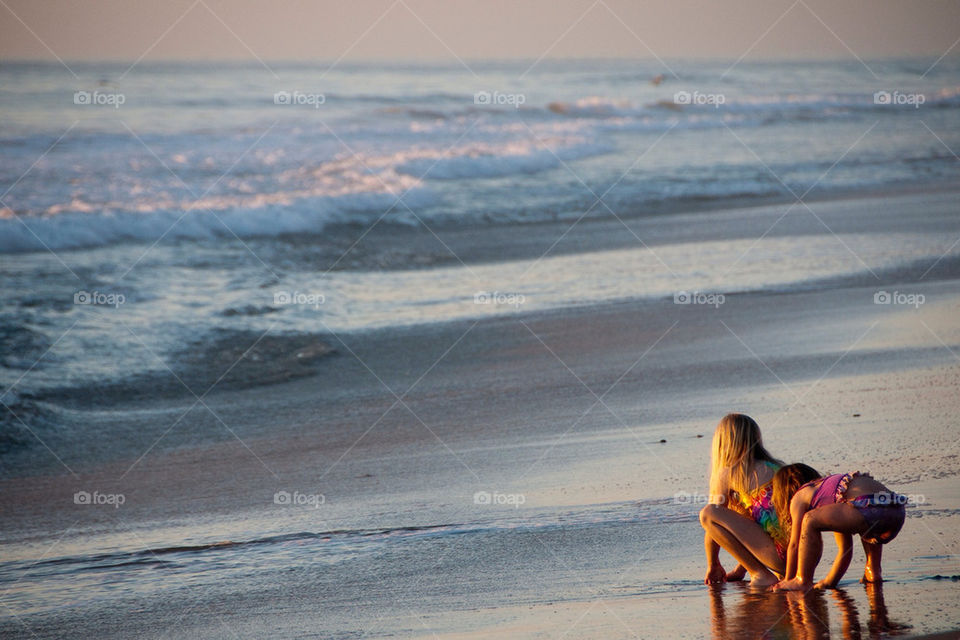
(2, 0, 958, 65)
(2, 54, 957, 64)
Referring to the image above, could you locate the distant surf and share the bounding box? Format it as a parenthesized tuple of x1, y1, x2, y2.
(2, 59, 959, 253)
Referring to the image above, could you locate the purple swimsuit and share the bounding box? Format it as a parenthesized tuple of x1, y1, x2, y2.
(808, 472, 855, 508)
(803, 472, 906, 544)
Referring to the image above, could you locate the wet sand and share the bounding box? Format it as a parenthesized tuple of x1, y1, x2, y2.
(2, 191, 960, 638)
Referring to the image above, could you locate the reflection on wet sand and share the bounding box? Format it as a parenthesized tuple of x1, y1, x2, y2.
(709, 582, 910, 639)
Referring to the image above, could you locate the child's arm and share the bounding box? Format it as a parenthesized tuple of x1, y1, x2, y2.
(815, 532, 853, 589)
(704, 532, 727, 583)
(704, 470, 732, 584)
(783, 492, 810, 581)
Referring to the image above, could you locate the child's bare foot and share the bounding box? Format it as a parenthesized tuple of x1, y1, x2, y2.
(772, 577, 812, 591)
(726, 565, 747, 582)
(749, 570, 779, 588)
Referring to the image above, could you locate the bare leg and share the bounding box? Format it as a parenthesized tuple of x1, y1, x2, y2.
(797, 516, 825, 587)
(777, 503, 867, 591)
(861, 539, 883, 583)
(700, 505, 784, 586)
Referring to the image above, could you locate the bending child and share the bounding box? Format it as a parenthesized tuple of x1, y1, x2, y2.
(770, 464, 906, 591)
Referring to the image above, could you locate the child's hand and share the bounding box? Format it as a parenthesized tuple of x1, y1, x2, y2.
(705, 564, 727, 584)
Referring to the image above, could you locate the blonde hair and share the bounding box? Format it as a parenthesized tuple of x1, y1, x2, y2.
(709, 413, 782, 504)
(772, 463, 821, 537)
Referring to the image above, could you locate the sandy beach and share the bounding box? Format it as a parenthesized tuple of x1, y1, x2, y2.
(2, 186, 959, 638)
(3, 5, 960, 627)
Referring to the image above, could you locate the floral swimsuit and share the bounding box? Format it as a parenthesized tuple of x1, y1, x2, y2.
(736, 462, 787, 559)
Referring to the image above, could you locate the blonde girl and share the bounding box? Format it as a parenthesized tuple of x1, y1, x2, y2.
(700, 413, 786, 587)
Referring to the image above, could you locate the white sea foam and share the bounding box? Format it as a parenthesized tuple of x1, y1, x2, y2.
(0, 137, 609, 252)
(0, 188, 437, 253)
(395, 139, 610, 179)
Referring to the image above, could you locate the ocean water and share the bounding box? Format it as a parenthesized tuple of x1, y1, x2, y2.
(2, 59, 960, 250)
(2, 58, 960, 637)
(1, 58, 960, 436)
